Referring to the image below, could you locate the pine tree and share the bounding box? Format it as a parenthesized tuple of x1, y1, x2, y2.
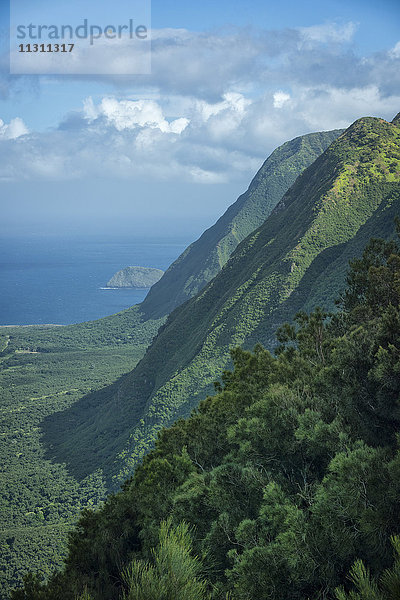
(122, 519, 210, 600)
(336, 536, 400, 600)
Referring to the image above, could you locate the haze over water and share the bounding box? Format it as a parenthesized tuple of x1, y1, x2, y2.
(0, 234, 190, 325)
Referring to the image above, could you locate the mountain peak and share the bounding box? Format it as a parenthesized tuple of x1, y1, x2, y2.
(392, 111, 400, 125)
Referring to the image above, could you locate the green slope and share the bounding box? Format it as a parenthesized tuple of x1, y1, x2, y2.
(141, 130, 342, 318)
(0, 128, 342, 598)
(43, 115, 400, 488)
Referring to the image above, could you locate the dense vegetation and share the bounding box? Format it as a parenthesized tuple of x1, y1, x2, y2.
(2, 116, 398, 598)
(0, 307, 163, 599)
(48, 116, 400, 490)
(14, 221, 400, 599)
(142, 129, 342, 318)
(0, 126, 342, 598)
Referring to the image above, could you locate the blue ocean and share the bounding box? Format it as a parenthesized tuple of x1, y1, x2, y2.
(0, 234, 192, 325)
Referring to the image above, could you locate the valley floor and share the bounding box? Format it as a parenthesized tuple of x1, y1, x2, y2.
(0, 308, 161, 599)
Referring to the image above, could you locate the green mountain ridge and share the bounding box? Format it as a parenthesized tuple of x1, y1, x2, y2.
(43, 115, 400, 489)
(141, 130, 342, 318)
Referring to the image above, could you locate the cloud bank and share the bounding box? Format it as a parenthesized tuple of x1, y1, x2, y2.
(0, 23, 399, 183)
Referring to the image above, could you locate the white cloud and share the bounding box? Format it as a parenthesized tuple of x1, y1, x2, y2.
(389, 41, 400, 60)
(0, 83, 398, 186)
(83, 97, 189, 133)
(0, 117, 29, 139)
(0, 95, 259, 183)
(0, 21, 399, 185)
(0, 80, 400, 183)
(82, 97, 98, 121)
(295, 85, 400, 131)
(195, 92, 251, 122)
(273, 91, 291, 109)
(299, 22, 357, 44)
(3, 22, 376, 98)
(189, 167, 227, 184)
(1, 20, 399, 129)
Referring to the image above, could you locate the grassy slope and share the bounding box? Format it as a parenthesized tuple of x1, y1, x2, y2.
(0, 307, 163, 599)
(141, 130, 342, 318)
(46, 116, 400, 487)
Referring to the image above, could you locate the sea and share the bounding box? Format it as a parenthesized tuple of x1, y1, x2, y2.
(0, 234, 192, 325)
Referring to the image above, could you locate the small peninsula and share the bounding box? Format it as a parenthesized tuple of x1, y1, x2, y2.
(106, 266, 164, 288)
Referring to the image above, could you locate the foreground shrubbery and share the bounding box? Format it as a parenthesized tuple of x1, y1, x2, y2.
(13, 226, 400, 599)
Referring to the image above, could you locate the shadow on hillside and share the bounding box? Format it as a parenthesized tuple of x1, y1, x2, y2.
(251, 196, 400, 349)
(41, 373, 140, 484)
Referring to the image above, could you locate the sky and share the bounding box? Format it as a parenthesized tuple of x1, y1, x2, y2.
(0, 0, 399, 237)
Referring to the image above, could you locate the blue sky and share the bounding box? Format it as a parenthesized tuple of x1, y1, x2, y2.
(0, 0, 399, 236)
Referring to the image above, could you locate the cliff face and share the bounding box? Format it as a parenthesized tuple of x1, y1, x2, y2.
(141, 129, 343, 318)
(107, 267, 164, 288)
